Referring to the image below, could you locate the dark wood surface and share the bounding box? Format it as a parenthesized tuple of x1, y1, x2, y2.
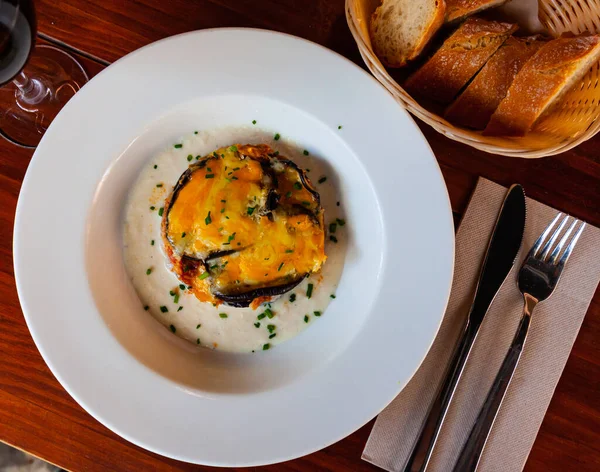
(0, 1, 598, 470)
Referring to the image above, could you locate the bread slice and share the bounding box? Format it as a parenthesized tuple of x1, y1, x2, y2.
(404, 18, 517, 104)
(485, 35, 600, 136)
(370, 0, 446, 68)
(445, 36, 544, 129)
(445, 0, 508, 23)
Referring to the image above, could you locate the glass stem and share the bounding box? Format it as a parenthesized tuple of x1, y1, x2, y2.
(13, 70, 50, 106)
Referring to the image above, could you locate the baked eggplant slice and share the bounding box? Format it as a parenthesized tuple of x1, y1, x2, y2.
(161, 144, 326, 308)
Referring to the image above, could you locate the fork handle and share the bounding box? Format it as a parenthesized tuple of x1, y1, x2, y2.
(452, 294, 538, 472)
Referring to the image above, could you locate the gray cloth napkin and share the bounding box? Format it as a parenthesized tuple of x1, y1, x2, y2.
(363, 178, 600, 472)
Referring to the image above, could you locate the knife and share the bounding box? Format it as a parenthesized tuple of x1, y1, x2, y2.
(403, 184, 526, 472)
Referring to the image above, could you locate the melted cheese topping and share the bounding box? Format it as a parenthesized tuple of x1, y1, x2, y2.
(164, 144, 326, 306)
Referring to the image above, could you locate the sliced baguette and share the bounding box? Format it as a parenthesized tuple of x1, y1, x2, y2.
(445, 0, 508, 23)
(485, 35, 600, 136)
(404, 17, 517, 104)
(370, 0, 446, 68)
(445, 36, 544, 129)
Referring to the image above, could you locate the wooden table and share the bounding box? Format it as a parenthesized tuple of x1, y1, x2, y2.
(1, 1, 598, 470)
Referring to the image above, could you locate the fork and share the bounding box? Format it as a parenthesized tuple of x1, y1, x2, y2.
(452, 213, 586, 472)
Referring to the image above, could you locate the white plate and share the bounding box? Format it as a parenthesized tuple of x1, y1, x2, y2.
(14, 29, 454, 466)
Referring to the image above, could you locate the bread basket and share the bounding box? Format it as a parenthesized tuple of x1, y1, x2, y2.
(346, 0, 600, 157)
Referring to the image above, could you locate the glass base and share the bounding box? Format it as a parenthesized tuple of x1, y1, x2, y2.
(0, 44, 89, 148)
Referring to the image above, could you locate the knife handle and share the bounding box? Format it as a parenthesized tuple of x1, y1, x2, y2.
(403, 321, 479, 472)
(452, 296, 536, 472)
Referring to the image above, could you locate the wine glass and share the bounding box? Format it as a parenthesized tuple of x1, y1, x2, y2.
(0, 0, 88, 148)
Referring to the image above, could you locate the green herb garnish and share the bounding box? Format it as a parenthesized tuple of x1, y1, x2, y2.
(146, 268, 152, 275)
(205, 211, 212, 225)
(170, 324, 176, 333)
(267, 324, 276, 333)
(247, 206, 256, 216)
(304, 315, 309, 323)
(269, 333, 276, 339)
(150, 206, 155, 211)
(254, 322, 260, 328)
(219, 313, 228, 319)
(198, 272, 210, 280)
(330, 235, 338, 243)
(153, 165, 157, 169)
(274, 133, 280, 141)
(151, 240, 155, 245)
(156, 183, 163, 188)
(286, 191, 292, 198)
(285, 249, 294, 253)
(252, 120, 257, 125)
(173, 293, 180, 304)
(289, 293, 296, 302)
(179, 284, 186, 290)
(158, 207, 164, 217)
(265, 308, 275, 319)
(293, 182, 302, 190)
(263, 343, 270, 350)
(303, 150, 309, 155)
(318, 176, 327, 184)
(257, 313, 266, 320)
(160, 306, 168, 313)
(174, 144, 183, 149)
(278, 262, 284, 271)
(329, 223, 337, 234)
(143, 305, 149, 311)
(229, 145, 238, 152)
(307, 283, 314, 298)
(177, 306, 183, 312)
(314, 311, 322, 317)
(205, 173, 215, 179)
(336, 218, 346, 226)
(338, 125, 342, 130)
(181, 232, 186, 238)
(330, 294, 336, 299)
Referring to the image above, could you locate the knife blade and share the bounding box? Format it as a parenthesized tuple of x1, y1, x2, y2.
(403, 184, 526, 472)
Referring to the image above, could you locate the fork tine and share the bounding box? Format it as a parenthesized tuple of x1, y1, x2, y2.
(532, 213, 562, 257)
(557, 221, 586, 268)
(540, 214, 569, 260)
(549, 219, 577, 264)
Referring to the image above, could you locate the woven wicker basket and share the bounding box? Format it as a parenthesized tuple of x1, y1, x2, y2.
(346, 0, 600, 157)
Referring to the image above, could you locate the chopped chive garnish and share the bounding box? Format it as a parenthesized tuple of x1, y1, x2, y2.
(143, 305, 149, 311)
(169, 290, 176, 296)
(220, 208, 225, 213)
(221, 199, 226, 203)
(150, 206, 155, 211)
(293, 182, 302, 190)
(151, 240, 155, 245)
(303, 150, 309, 156)
(330, 235, 338, 243)
(338, 125, 342, 130)
(286, 191, 292, 198)
(247, 206, 255, 216)
(213, 151, 219, 158)
(307, 283, 314, 299)
(265, 308, 275, 319)
(257, 313, 266, 320)
(160, 306, 168, 313)
(263, 343, 270, 350)
(336, 218, 346, 226)
(196, 155, 201, 160)
(146, 268, 152, 275)
(170, 324, 176, 333)
(306, 168, 310, 172)
(336, 201, 340, 206)
(158, 207, 164, 217)
(156, 183, 163, 188)
(228, 233, 236, 242)
(198, 272, 210, 280)
(304, 315, 309, 323)
(174, 144, 183, 149)
(205, 173, 215, 179)
(231, 176, 238, 180)
(181, 232, 186, 238)
(177, 306, 183, 312)
(232, 167, 240, 171)
(329, 223, 337, 233)
(269, 333, 276, 339)
(330, 294, 336, 299)
(278, 262, 284, 271)
(187, 155, 193, 161)
(289, 293, 296, 302)
(206, 167, 212, 172)
(210, 264, 218, 269)
(219, 313, 228, 319)
(285, 249, 294, 253)
(318, 176, 327, 184)
(229, 145, 238, 152)
(273, 151, 279, 156)
(252, 120, 257, 125)
(254, 322, 260, 328)
(267, 324, 276, 333)
(153, 164, 158, 169)
(205, 211, 212, 225)
(221, 154, 225, 158)
(302, 201, 310, 206)
(194, 131, 198, 134)
(225, 178, 232, 183)
(173, 293, 180, 304)
(197, 338, 200, 344)
(179, 284, 186, 290)
(274, 133, 280, 141)
(314, 311, 322, 317)
(196, 324, 201, 329)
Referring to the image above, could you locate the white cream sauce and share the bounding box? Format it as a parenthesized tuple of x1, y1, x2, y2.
(122, 127, 346, 353)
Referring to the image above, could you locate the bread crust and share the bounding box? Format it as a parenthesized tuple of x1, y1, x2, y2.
(445, 36, 544, 129)
(445, 0, 508, 23)
(404, 17, 517, 104)
(485, 35, 600, 136)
